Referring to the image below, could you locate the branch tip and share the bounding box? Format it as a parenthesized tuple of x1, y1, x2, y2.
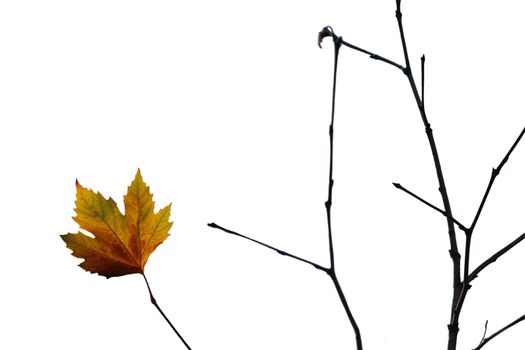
(318, 26, 334, 48)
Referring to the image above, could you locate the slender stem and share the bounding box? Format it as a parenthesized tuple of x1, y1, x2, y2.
(318, 26, 403, 71)
(207, 223, 364, 349)
(340, 39, 404, 71)
(470, 125, 525, 232)
(393, 3, 462, 347)
(216, 29, 363, 349)
(326, 3, 461, 347)
(326, 34, 341, 271)
(325, 33, 363, 350)
(207, 223, 328, 272)
(421, 55, 425, 108)
(207, 222, 364, 349)
(476, 320, 489, 348)
(322, 3, 525, 349)
(466, 232, 525, 284)
(328, 270, 363, 349)
(142, 273, 192, 350)
(456, 126, 525, 339)
(473, 314, 525, 350)
(453, 233, 525, 343)
(393, 182, 468, 232)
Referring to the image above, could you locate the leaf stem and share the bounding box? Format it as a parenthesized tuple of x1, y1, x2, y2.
(142, 273, 192, 350)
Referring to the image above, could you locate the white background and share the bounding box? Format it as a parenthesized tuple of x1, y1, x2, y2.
(1, 1, 525, 349)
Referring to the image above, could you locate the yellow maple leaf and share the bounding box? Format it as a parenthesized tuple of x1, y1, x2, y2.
(61, 169, 172, 278)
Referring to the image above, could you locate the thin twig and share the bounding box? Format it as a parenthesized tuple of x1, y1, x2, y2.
(213, 28, 363, 349)
(207, 222, 364, 349)
(321, 2, 524, 349)
(473, 314, 525, 350)
(476, 320, 488, 347)
(142, 274, 192, 350)
(456, 126, 525, 336)
(328, 270, 362, 350)
(341, 39, 404, 71)
(207, 223, 328, 272)
(456, 125, 525, 348)
(324, 32, 363, 350)
(470, 125, 525, 232)
(327, 1, 462, 346)
(326, 33, 340, 271)
(466, 232, 525, 284)
(421, 55, 425, 108)
(393, 182, 468, 232)
(318, 26, 403, 71)
(393, 2, 462, 347)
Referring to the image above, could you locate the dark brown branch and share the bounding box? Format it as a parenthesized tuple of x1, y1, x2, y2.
(318, 26, 404, 71)
(207, 223, 328, 272)
(328, 269, 362, 349)
(460, 125, 525, 335)
(470, 125, 525, 232)
(393, 182, 468, 232)
(473, 314, 525, 350)
(327, 2, 463, 346)
(210, 29, 363, 350)
(464, 126, 525, 290)
(321, 3, 524, 349)
(208, 221, 364, 349)
(421, 55, 425, 108)
(466, 232, 525, 284)
(325, 33, 363, 350)
(393, 2, 461, 349)
(326, 33, 341, 270)
(456, 97, 525, 350)
(341, 39, 404, 71)
(142, 274, 192, 350)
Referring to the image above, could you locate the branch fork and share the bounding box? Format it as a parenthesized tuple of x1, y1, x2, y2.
(210, 1, 525, 349)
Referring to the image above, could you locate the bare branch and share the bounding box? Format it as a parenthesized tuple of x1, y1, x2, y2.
(476, 320, 488, 348)
(421, 55, 425, 108)
(321, 31, 363, 350)
(340, 39, 404, 71)
(207, 223, 329, 272)
(466, 232, 525, 284)
(473, 314, 525, 350)
(393, 2, 461, 348)
(318, 25, 404, 71)
(470, 125, 525, 232)
(393, 182, 468, 232)
(325, 32, 342, 270)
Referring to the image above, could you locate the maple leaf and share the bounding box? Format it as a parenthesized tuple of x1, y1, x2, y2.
(61, 169, 172, 278)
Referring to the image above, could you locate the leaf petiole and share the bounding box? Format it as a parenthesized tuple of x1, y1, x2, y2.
(142, 273, 192, 350)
